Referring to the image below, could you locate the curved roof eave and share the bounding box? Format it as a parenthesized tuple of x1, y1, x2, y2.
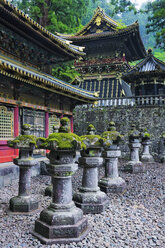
(0, 0, 85, 58)
(0, 54, 97, 102)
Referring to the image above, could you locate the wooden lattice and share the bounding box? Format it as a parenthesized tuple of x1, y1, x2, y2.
(0, 106, 13, 138)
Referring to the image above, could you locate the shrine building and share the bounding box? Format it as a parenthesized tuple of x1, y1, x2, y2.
(122, 49, 165, 96)
(0, 0, 97, 163)
(57, 7, 146, 98)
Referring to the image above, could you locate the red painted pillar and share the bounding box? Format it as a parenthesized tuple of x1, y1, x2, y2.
(70, 116, 73, 133)
(14, 106, 19, 137)
(45, 112, 49, 138)
(14, 106, 19, 157)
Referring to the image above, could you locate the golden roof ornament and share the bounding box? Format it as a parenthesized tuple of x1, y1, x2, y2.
(94, 91, 99, 97)
(95, 16, 102, 26)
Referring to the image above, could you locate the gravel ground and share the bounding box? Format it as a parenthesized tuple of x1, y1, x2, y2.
(0, 162, 164, 248)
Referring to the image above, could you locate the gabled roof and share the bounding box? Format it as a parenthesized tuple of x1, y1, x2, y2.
(0, 54, 97, 103)
(0, 0, 85, 59)
(124, 49, 165, 76)
(74, 6, 119, 36)
(56, 7, 146, 61)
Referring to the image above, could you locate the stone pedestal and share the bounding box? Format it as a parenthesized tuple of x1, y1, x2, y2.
(158, 137, 165, 163)
(141, 139, 154, 163)
(73, 149, 109, 214)
(45, 178, 53, 196)
(124, 140, 146, 173)
(33, 150, 89, 244)
(10, 152, 39, 213)
(99, 147, 126, 194)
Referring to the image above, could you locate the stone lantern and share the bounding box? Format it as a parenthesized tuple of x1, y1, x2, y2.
(73, 124, 109, 214)
(32, 118, 89, 244)
(7, 124, 39, 213)
(99, 122, 126, 193)
(141, 129, 154, 163)
(123, 124, 145, 173)
(158, 133, 165, 163)
(45, 124, 59, 197)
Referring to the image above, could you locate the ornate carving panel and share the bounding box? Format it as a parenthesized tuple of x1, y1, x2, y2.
(0, 106, 14, 139)
(49, 115, 60, 134)
(22, 108, 45, 137)
(0, 23, 58, 67)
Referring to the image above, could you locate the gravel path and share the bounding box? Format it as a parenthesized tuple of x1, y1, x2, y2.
(0, 162, 164, 248)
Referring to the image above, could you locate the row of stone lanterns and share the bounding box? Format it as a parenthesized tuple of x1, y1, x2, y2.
(7, 118, 155, 244)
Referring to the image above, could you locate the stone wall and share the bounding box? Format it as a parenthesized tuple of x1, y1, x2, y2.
(73, 105, 165, 156)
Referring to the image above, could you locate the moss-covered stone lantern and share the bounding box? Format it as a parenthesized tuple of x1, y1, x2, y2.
(73, 124, 109, 214)
(123, 124, 145, 173)
(99, 122, 126, 193)
(7, 124, 39, 213)
(44, 124, 59, 197)
(32, 117, 89, 244)
(141, 129, 154, 163)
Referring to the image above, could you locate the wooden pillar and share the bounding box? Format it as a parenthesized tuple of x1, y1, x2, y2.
(14, 106, 19, 157)
(45, 112, 49, 138)
(70, 116, 74, 133)
(142, 85, 145, 95)
(14, 106, 19, 137)
(154, 84, 157, 95)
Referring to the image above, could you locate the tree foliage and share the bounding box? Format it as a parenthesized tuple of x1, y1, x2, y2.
(146, 0, 165, 50)
(15, 0, 89, 33)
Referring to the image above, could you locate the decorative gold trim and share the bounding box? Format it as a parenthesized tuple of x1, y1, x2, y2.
(111, 80, 114, 97)
(0, 55, 96, 97)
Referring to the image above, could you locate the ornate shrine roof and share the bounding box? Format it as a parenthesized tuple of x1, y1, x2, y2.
(0, 54, 97, 103)
(123, 49, 165, 81)
(0, 0, 85, 60)
(56, 7, 146, 61)
(76, 77, 132, 98)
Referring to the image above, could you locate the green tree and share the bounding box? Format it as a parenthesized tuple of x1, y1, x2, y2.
(16, 0, 89, 33)
(146, 0, 165, 50)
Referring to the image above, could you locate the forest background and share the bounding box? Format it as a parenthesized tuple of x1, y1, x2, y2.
(11, 0, 165, 82)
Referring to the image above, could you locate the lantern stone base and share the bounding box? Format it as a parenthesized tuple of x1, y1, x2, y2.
(99, 177, 126, 194)
(73, 188, 109, 214)
(10, 196, 39, 213)
(32, 218, 89, 244)
(44, 184, 53, 196)
(141, 154, 154, 163)
(33, 203, 89, 244)
(123, 161, 146, 173)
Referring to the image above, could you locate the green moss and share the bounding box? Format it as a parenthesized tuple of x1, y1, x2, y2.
(161, 133, 165, 138)
(80, 134, 105, 146)
(60, 117, 70, 125)
(23, 124, 31, 129)
(143, 133, 151, 138)
(8, 135, 37, 148)
(102, 131, 123, 140)
(38, 133, 86, 150)
(141, 129, 151, 139)
(87, 124, 96, 130)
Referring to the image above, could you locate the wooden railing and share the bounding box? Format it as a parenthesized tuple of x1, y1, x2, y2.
(81, 95, 165, 108)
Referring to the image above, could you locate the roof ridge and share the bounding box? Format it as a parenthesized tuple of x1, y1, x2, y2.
(0, 0, 85, 56)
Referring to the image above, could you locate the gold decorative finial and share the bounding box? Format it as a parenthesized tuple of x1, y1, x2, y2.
(94, 91, 99, 97)
(78, 47, 85, 52)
